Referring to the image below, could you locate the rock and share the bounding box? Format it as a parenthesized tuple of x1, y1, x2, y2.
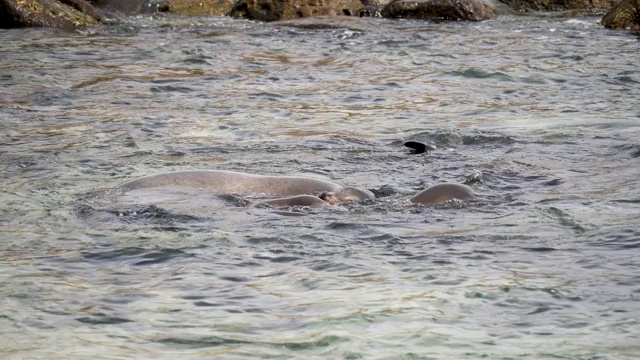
(498, 0, 618, 12)
(0, 0, 101, 29)
(360, 0, 393, 16)
(381, 0, 496, 21)
(602, 0, 640, 29)
(362, 0, 392, 6)
(560, 8, 610, 16)
(273, 14, 377, 29)
(155, 0, 233, 15)
(61, 0, 103, 19)
(88, 0, 154, 15)
(229, 0, 365, 22)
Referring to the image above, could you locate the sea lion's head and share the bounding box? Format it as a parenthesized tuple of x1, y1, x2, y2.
(318, 186, 374, 205)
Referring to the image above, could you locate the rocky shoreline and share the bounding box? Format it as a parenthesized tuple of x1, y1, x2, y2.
(0, 0, 637, 31)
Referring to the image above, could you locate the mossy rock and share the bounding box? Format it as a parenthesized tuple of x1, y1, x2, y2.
(381, 0, 496, 21)
(498, 0, 619, 12)
(602, 0, 640, 29)
(229, 0, 365, 22)
(0, 0, 101, 28)
(157, 0, 234, 16)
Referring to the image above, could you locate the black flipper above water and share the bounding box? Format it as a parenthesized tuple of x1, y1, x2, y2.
(403, 141, 435, 154)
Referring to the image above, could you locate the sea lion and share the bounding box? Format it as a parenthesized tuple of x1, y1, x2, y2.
(251, 186, 375, 208)
(114, 170, 471, 209)
(115, 170, 373, 207)
(116, 170, 343, 197)
(318, 186, 375, 205)
(409, 183, 474, 204)
(250, 195, 330, 208)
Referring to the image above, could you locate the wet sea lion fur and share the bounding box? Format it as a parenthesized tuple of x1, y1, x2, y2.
(409, 183, 474, 204)
(114, 170, 472, 208)
(250, 195, 330, 208)
(115, 170, 374, 206)
(318, 186, 375, 205)
(116, 170, 343, 197)
(250, 186, 376, 208)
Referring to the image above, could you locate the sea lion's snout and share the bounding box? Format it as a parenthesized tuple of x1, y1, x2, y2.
(318, 187, 374, 205)
(318, 192, 338, 205)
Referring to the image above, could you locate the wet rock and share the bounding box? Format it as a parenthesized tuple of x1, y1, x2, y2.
(361, 4, 382, 15)
(361, 0, 393, 16)
(0, 0, 101, 28)
(381, 0, 496, 21)
(274, 14, 377, 30)
(155, 0, 233, 16)
(62, 0, 103, 18)
(88, 0, 154, 15)
(602, 0, 640, 29)
(559, 8, 610, 16)
(362, 0, 393, 6)
(498, 0, 618, 12)
(229, 0, 365, 22)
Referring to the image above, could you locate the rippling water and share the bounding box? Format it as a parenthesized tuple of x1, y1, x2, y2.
(1, 13, 639, 359)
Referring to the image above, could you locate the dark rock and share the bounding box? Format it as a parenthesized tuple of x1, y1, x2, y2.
(381, 0, 496, 21)
(0, 0, 101, 29)
(229, 0, 365, 22)
(61, 0, 103, 19)
(154, 0, 233, 16)
(88, 0, 154, 15)
(362, 4, 383, 15)
(602, 0, 640, 29)
(361, 0, 393, 15)
(362, 0, 392, 6)
(498, 0, 619, 12)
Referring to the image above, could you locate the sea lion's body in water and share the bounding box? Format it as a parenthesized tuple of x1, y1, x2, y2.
(250, 195, 331, 208)
(115, 170, 374, 206)
(250, 187, 375, 208)
(115, 170, 472, 208)
(409, 183, 474, 205)
(118, 170, 342, 197)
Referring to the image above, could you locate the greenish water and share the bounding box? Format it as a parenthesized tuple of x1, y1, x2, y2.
(1, 14, 639, 360)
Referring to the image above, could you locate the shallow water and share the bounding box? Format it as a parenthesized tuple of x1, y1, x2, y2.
(1, 13, 639, 360)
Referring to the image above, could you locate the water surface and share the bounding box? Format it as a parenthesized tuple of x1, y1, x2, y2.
(1, 13, 639, 359)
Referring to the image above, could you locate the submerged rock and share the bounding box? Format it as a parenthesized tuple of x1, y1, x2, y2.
(602, 0, 640, 29)
(498, 0, 618, 12)
(155, 0, 233, 16)
(229, 0, 365, 21)
(0, 0, 101, 28)
(381, 0, 496, 21)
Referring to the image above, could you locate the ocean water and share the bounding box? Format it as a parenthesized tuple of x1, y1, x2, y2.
(1, 13, 639, 359)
